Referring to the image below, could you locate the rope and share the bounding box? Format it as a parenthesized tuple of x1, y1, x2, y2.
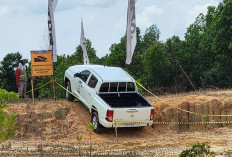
(26, 79, 53, 94)
(135, 80, 232, 118)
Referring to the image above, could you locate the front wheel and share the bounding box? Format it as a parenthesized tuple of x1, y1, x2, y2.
(66, 81, 74, 101)
(91, 112, 103, 133)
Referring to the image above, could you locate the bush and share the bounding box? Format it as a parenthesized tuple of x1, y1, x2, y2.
(0, 89, 18, 144)
(179, 142, 215, 157)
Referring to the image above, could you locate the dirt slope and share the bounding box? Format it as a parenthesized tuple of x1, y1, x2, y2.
(3, 90, 232, 156)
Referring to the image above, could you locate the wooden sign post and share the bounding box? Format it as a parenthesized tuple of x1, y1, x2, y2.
(30, 50, 55, 104)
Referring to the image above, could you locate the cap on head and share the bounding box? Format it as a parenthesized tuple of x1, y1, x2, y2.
(20, 60, 24, 65)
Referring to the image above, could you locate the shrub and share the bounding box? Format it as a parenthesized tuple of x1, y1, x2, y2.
(179, 142, 215, 157)
(0, 89, 18, 144)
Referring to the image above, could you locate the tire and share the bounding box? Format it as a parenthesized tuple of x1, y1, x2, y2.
(66, 81, 75, 101)
(91, 112, 103, 133)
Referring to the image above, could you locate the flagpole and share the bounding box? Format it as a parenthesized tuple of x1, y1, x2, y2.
(52, 45, 56, 102)
(48, 0, 57, 101)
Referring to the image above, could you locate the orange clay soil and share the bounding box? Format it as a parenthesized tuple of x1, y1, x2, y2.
(2, 90, 232, 155)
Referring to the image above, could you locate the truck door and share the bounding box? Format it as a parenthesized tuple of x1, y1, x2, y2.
(86, 74, 98, 106)
(75, 70, 91, 106)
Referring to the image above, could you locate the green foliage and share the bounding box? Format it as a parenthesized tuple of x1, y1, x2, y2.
(143, 44, 171, 88)
(141, 24, 160, 54)
(73, 39, 99, 64)
(88, 123, 94, 132)
(76, 134, 83, 142)
(179, 142, 215, 157)
(0, 89, 18, 144)
(0, 52, 24, 92)
(0, 89, 19, 108)
(1, 0, 232, 97)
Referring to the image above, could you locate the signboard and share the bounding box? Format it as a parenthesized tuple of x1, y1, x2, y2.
(31, 50, 53, 77)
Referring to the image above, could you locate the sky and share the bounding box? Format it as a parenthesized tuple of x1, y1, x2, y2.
(0, 0, 223, 61)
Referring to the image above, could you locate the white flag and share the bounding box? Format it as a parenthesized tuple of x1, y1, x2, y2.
(126, 0, 137, 65)
(80, 19, 90, 65)
(48, 0, 58, 62)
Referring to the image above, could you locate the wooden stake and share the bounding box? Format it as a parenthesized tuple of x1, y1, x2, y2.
(201, 116, 204, 137)
(31, 78, 35, 105)
(53, 76, 56, 102)
(114, 121, 118, 143)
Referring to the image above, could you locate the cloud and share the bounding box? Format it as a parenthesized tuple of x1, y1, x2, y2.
(0, 0, 224, 62)
(0, 7, 9, 16)
(137, 5, 164, 29)
(76, 0, 115, 7)
(56, 0, 116, 12)
(186, 1, 219, 26)
(0, 0, 46, 17)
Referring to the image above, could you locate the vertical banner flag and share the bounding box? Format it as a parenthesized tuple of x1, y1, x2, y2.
(80, 19, 90, 65)
(48, 0, 58, 62)
(126, 0, 137, 65)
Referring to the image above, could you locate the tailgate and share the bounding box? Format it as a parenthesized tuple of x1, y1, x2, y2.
(113, 107, 152, 122)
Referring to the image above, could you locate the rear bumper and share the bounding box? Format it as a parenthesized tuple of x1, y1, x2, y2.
(100, 120, 153, 128)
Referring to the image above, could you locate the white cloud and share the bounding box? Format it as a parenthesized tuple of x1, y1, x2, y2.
(137, 5, 164, 29)
(186, 1, 219, 27)
(0, 0, 224, 61)
(77, 0, 113, 7)
(0, 7, 9, 16)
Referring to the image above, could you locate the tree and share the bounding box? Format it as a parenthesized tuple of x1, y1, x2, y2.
(73, 39, 99, 64)
(0, 89, 18, 144)
(106, 35, 127, 68)
(0, 52, 25, 92)
(143, 43, 171, 88)
(106, 27, 145, 80)
(164, 36, 191, 92)
(208, 0, 232, 87)
(141, 24, 160, 54)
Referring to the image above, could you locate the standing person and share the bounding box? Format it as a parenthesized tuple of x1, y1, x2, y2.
(16, 60, 27, 99)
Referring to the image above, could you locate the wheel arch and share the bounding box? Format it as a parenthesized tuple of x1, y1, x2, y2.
(91, 105, 98, 115)
(64, 77, 70, 87)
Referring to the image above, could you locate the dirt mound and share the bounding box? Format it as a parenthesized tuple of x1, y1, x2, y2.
(147, 90, 232, 132)
(2, 90, 232, 155)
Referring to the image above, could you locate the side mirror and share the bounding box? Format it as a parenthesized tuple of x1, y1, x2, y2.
(74, 73, 80, 78)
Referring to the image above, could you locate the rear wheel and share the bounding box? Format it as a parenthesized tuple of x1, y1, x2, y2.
(66, 81, 74, 101)
(91, 112, 103, 133)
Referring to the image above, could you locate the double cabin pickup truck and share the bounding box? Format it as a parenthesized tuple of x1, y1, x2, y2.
(64, 65, 154, 133)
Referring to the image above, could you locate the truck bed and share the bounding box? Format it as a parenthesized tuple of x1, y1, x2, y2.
(98, 93, 151, 108)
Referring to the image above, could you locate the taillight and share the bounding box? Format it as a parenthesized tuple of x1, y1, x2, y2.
(106, 110, 114, 122)
(150, 109, 154, 121)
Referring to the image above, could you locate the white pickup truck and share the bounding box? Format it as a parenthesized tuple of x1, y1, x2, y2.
(64, 65, 154, 133)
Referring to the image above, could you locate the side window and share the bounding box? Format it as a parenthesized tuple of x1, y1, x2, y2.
(79, 70, 91, 82)
(88, 75, 98, 88)
(127, 82, 135, 91)
(100, 83, 109, 92)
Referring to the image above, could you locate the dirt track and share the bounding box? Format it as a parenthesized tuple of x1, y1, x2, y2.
(2, 90, 232, 156)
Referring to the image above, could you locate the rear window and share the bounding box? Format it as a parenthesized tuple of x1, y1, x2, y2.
(118, 82, 126, 92)
(127, 82, 135, 91)
(100, 83, 109, 92)
(110, 82, 118, 92)
(100, 82, 135, 92)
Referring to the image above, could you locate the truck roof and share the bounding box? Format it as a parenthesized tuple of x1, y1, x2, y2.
(68, 65, 134, 82)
